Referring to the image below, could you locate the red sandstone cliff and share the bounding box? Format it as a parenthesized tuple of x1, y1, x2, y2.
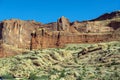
(0, 19, 41, 57)
(0, 11, 120, 57)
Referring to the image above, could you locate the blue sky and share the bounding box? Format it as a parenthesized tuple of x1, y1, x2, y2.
(0, 0, 120, 23)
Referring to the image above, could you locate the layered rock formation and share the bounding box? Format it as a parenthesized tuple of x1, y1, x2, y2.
(0, 19, 41, 57)
(57, 16, 70, 31)
(0, 11, 120, 57)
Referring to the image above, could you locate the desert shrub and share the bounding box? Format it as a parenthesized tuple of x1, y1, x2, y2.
(29, 72, 39, 80)
(59, 69, 66, 78)
(0, 41, 120, 80)
(2, 73, 14, 79)
(39, 75, 49, 80)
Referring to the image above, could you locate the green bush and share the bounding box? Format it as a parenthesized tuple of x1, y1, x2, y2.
(2, 73, 14, 79)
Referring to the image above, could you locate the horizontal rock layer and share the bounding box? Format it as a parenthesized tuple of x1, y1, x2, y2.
(0, 11, 120, 57)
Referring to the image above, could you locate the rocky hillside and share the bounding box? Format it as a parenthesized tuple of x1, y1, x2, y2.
(0, 41, 120, 80)
(0, 11, 120, 57)
(93, 10, 120, 21)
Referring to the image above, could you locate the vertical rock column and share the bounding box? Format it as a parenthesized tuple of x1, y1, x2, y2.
(57, 16, 70, 31)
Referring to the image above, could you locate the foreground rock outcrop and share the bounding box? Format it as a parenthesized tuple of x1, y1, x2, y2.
(0, 11, 120, 57)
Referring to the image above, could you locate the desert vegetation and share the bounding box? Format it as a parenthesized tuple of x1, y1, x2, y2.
(0, 41, 120, 80)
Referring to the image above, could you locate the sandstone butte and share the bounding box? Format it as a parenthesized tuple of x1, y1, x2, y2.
(0, 11, 120, 57)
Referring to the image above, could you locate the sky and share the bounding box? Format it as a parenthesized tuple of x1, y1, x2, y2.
(0, 0, 120, 23)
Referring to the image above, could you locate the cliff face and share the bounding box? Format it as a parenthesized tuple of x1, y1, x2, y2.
(1, 19, 41, 48)
(0, 11, 120, 57)
(0, 19, 41, 57)
(31, 32, 115, 50)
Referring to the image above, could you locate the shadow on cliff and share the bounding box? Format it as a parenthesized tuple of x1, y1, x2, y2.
(108, 21, 120, 30)
(0, 23, 3, 40)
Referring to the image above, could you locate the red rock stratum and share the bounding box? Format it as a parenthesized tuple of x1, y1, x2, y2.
(0, 11, 120, 57)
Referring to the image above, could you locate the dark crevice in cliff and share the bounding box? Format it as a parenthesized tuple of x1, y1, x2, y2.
(30, 32, 37, 50)
(108, 21, 120, 30)
(30, 37, 32, 50)
(31, 32, 36, 38)
(41, 29, 44, 36)
(0, 23, 3, 40)
(56, 32, 61, 46)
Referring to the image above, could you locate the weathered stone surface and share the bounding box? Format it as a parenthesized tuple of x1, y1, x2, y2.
(0, 19, 41, 57)
(1, 19, 41, 48)
(31, 32, 116, 50)
(72, 21, 115, 33)
(57, 16, 70, 31)
(0, 11, 120, 57)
